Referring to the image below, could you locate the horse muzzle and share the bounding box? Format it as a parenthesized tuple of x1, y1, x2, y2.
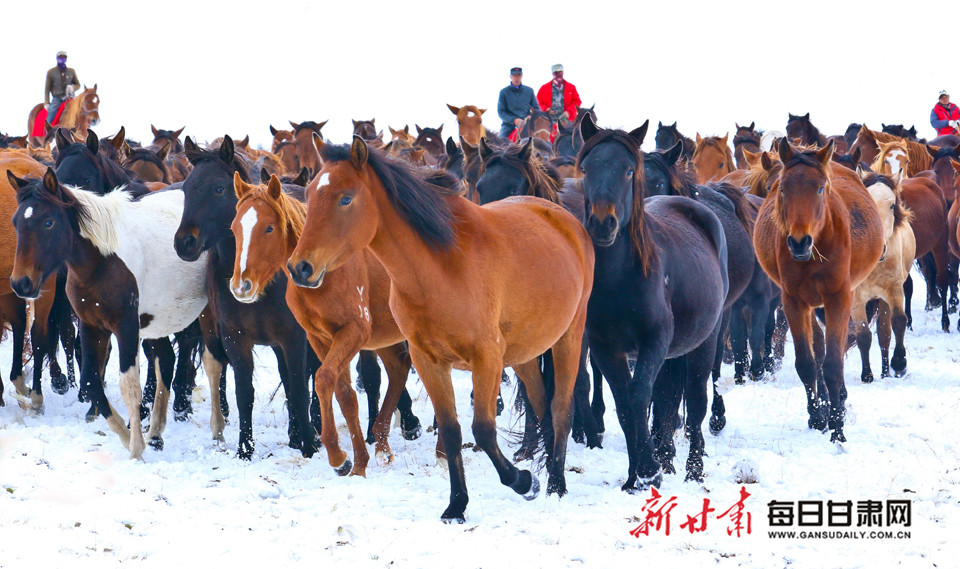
(10, 276, 41, 300)
(786, 235, 813, 262)
(586, 213, 619, 247)
(230, 278, 258, 304)
(174, 228, 202, 262)
(287, 260, 325, 289)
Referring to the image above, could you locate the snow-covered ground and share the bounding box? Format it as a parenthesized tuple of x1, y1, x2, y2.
(1, 269, 957, 568)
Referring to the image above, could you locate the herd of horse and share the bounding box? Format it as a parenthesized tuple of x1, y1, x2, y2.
(2, 91, 959, 523)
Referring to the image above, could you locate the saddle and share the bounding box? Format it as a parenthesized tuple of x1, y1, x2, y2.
(32, 99, 69, 136)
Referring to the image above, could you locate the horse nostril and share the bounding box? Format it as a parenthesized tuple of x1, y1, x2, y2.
(241, 279, 252, 293)
(296, 261, 314, 281)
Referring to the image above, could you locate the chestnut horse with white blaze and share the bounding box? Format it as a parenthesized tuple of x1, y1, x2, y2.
(287, 136, 594, 523)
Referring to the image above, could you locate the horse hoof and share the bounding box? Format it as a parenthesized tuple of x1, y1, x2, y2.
(512, 446, 536, 463)
(51, 374, 69, 395)
(440, 509, 466, 524)
(401, 424, 422, 441)
(148, 436, 164, 451)
(709, 415, 726, 435)
(586, 433, 603, 449)
(546, 475, 567, 497)
(365, 432, 375, 445)
(376, 450, 394, 466)
(514, 470, 540, 501)
(830, 430, 847, 444)
(662, 461, 676, 475)
(894, 367, 907, 378)
(237, 443, 254, 461)
(734, 376, 745, 386)
(861, 373, 874, 384)
(300, 444, 317, 459)
(638, 469, 663, 491)
(174, 409, 191, 422)
(334, 459, 353, 477)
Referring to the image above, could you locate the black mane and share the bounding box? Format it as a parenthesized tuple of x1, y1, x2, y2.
(56, 142, 133, 191)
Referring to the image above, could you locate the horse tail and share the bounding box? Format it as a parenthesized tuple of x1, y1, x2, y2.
(709, 181, 756, 234)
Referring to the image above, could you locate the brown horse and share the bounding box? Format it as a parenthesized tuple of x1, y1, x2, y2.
(231, 172, 419, 473)
(124, 143, 171, 184)
(287, 136, 594, 522)
(389, 125, 416, 145)
(871, 140, 910, 177)
(850, 126, 933, 176)
(754, 139, 884, 443)
(899, 175, 952, 331)
(692, 134, 735, 184)
(733, 122, 761, 169)
(853, 171, 915, 381)
(289, 120, 327, 176)
(269, 125, 294, 153)
(447, 104, 488, 146)
(27, 85, 100, 147)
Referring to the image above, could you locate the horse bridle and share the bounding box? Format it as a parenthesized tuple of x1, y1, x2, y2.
(80, 93, 99, 116)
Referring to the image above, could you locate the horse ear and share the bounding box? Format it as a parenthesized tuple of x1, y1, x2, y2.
(312, 132, 325, 155)
(479, 108, 487, 115)
(670, 122, 677, 129)
(478, 137, 494, 161)
(317, 120, 328, 130)
(749, 121, 755, 130)
(445, 137, 458, 155)
(954, 143, 960, 157)
(628, 120, 649, 145)
(351, 119, 358, 128)
(518, 137, 534, 160)
(404, 125, 409, 134)
(289, 120, 300, 131)
(778, 137, 795, 164)
(803, 113, 810, 120)
(665, 140, 683, 165)
(370, 118, 376, 126)
(447, 104, 461, 116)
(411, 148, 425, 162)
(6, 169, 28, 191)
(241, 135, 250, 148)
(416, 125, 423, 135)
(350, 135, 369, 169)
(270, 125, 278, 136)
(579, 113, 600, 144)
(184, 136, 201, 164)
(951, 158, 960, 172)
(267, 175, 282, 199)
(437, 125, 443, 136)
(42, 167, 60, 196)
(292, 167, 309, 187)
(761, 151, 774, 172)
(696, 133, 703, 144)
(219, 135, 235, 164)
(92, 84, 97, 92)
(721, 132, 729, 146)
(735, 123, 741, 130)
(816, 139, 835, 165)
(55, 128, 71, 150)
(174, 127, 185, 139)
(233, 171, 250, 199)
(743, 148, 759, 167)
(111, 126, 126, 150)
(158, 142, 170, 161)
(927, 144, 939, 159)
(260, 167, 270, 185)
(151, 124, 159, 137)
(383, 141, 394, 153)
(86, 129, 100, 154)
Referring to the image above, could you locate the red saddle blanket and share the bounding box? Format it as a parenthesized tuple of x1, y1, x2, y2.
(32, 102, 67, 137)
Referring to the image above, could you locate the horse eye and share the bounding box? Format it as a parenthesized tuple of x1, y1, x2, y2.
(338, 195, 353, 206)
(626, 169, 634, 178)
(44, 219, 54, 229)
(818, 186, 825, 194)
(215, 185, 224, 194)
(265, 226, 274, 234)
(84, 178, 92, 184)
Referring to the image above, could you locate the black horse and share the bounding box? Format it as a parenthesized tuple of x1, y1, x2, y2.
(577, 115, 729, 488)
(654, 121, 695, 161)
(645, 142, 781, 399)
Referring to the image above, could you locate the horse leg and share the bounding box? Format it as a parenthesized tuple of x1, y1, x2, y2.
(683, 321, 722, 483)
(748, 292, 773, 381)
(172, 322, 202, 421)
(920, 253, 940, 310)
(8, 298, 29, 406)
(889, 293, 909, 378)
(356, 350, 382, 444)
(570, 338, 602, 448)
(730, 303, 749, 384)
(782, 297, 825, 431)
(771, 302, 788, 371)
(370, 343, 413, 463)
(932, 243, 952, 331)
(396, 386, 421, 440)
(80, 323, 130, 449)
(950, 254, 959, 313)
(823, 292, 852, 443)
(222, 336, 256, 459)
(116, 316, 146, 460)
(145, 338, 175, 450)
(332, 367, 369, 476)
(589, 353, 605, 433)
(201, 344, 226, 443)
(876, 301, 892, 378)
(903, 274, 913, 330)
(199, 309, 230, 419)
(851, 302, 873, 383)
(511, 380, 540, 462)
(408, 349, 466, 522)
(651, 359, 682, 474)
(276, 339, 317, 459)
(140, 340, 158, 420)
(308, 328, 365, 473)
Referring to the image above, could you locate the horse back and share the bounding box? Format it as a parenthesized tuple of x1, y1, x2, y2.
(900, 176, 948, 257)
(830, 166, 885, 288)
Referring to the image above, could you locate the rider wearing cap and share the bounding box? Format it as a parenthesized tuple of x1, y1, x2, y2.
(537, 64, 581, 132)
(930, 90, 959, 136)
(45, 51, 80, 123)
(497, 66, 539, 139)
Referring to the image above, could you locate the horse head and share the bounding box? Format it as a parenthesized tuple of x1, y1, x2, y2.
(774, 138, 835, 261)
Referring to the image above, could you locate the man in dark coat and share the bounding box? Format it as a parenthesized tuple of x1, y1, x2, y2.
(45, 50, 80, 123)
(497, 67, 538, 139)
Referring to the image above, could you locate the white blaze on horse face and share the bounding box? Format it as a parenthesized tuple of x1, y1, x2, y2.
(238, 206, 258, 275)
(886, 150, 906, 175)
(318, 172, 330, 189)
(467, 111, 475, 118)
(23, 207, 33, 219)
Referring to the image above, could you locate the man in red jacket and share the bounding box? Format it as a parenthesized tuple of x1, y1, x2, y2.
(537, 64, 581, 141)
(930, 90, 960, 136)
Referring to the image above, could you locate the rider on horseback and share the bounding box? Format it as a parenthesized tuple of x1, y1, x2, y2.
(45, 51, 80, 125)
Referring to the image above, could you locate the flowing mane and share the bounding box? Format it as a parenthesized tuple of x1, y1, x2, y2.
(318, 142, 459, 249)
(55, 140, 132, 190)
(744, 155, 783, 198)
(576, 128, 655, 273)
(644, 150, 697, 197)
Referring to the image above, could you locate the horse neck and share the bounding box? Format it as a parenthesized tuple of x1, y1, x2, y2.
(64, 231, 109, 283)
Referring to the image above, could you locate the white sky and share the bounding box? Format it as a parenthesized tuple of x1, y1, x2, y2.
(0, 0, 949, 151)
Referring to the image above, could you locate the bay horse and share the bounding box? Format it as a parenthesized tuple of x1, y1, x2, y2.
(389, 125, 416, 145)
(654, 121, 694, 160)
(174, 135, 318, 459)
(352, 119, 383, 146)
(854, 171, 915, 381)
(733, 122, 762, 169)
(414, 124, 445, 165)
(269, 125, 294, 153)
(232, 172, 421, 472)
(754, 139, 884, 443)
(692, 134, 735, 184)
(287, 135, 594, 523)
(27, 85, 100, 147)
(124, 144, 171, 184)
(9, 168, 211, 458)
(578, 115, 729, 488)
(517, 110, 554, 144)
(289, 120, 327, 177)
(785, 113, 827, 147)
(150, 125, 185, 154)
